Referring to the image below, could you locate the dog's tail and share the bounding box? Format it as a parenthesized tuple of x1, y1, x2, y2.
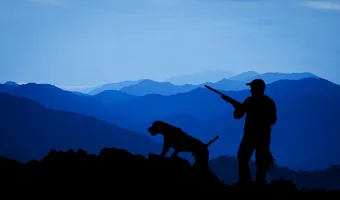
(205, 135, 220, 147)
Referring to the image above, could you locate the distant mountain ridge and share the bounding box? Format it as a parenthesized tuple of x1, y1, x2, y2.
(92, 71, 319, 96)
(165, 69, 235, 85)
(119, 79, 198, 96)
(228, 71, 260, 81)
(0, 93, 161, 162)
(0, 82, 142, 133)
(201, 78, 247, 91)
(89, 80, 141, 95)
(93, 90, 137, 105)
(4, 81, 19, 86)
(250, 72, 318, 83)
(0, 76, 339, 170)
(228, 71, 317, 83)
(0, 82, 107, 117)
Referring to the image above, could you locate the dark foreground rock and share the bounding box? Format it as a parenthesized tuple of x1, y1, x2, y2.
(0, 148, 339, 195)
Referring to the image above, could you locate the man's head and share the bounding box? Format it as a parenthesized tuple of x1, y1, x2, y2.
(147, 120, 167, 136)
(246, 79, 266, 97)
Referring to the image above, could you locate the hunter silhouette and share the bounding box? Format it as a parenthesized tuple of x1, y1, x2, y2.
(223, 79, 277, 185)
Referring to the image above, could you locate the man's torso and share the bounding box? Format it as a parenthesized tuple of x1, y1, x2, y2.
(243, 95, 274, 133)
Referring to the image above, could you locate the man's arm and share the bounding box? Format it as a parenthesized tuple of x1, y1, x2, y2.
(233, 98, 248, 119)
(233, 104, 244, 119)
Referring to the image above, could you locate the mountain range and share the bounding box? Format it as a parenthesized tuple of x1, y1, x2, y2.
(228, 71, 317, 83)
(1, 74, 339, 171)
(164, 69, 235, 85)
(0, 93, 161, 162)
(1, 71, 340, 189)
(105, 78, 340, 170)
(89, 71, 318, 96)
(89, 80, 142, 95)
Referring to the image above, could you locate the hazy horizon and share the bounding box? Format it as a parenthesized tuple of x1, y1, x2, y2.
(1, 0, 340, 87)
(2, 70, 322, 92)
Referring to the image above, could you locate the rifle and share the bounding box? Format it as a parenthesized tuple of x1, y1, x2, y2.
(204, 85, 242, 107)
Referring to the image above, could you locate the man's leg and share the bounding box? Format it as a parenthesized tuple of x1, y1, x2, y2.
(255, 151, 267, 184)
(237, 135, 255, 184)
(255, 133, 271, 184)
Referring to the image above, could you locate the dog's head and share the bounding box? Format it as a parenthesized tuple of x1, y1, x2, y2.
(147, 120, 167, 136)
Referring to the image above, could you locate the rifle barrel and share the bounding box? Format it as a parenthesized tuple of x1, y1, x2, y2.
(204, 85, 241, 106)
(204, 85, 224, 96)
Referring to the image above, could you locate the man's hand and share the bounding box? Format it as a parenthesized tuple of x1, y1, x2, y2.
(232, 103, 243, 110)
(233, 103, 245, 119)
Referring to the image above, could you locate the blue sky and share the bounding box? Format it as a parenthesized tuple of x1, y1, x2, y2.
(1, 0, 340, 88)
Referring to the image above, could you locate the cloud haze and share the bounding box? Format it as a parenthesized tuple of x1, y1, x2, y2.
(304, 1, 340, 10)
(29, 0, 60, 5)
(0, 0, 339, 85)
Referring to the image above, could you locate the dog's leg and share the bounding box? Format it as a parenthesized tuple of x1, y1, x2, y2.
(170, 150, 180, 158)
(193, 148, 209, 169)
(160, 141, 170, 157)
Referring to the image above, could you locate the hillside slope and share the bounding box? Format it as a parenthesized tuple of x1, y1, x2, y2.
(93, 90, 137, 105)
(89, 80, 141, 95)
(228, 72, 317, 83)
(1, 78, 339, 170)
(0, 93, 161, 162)
(1, 147, 322, 194)
(119, 79, 197, 96)
(210, 155, 340, 190)
(0, 83, 106, 116)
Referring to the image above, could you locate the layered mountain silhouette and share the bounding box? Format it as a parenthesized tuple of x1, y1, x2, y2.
(89, 80, 141, 95)
(250, 72, 318, 83)
(201, 78, 247, 91)
(1, 76, 340, 190)
(118, 79, 247, 96)
(93, 90, 137, 105)
(98, 72, 319, 96)
(228, 71, 260, 81)
(4, 81, 19, 86)
(119, 79, 198, 96)
(106, 77, 340, 170)
(0, 76, 339, 171)
(0, 82, 122, 123)
(227, 71, 317, 83)
(163, 70, 315, 86)
(165, 69, 235, 85)
(72, 91, 91, 96)
(0, 93, 161, 162)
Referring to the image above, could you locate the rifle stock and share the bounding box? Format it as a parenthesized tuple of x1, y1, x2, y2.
(204, 85, 242, 106)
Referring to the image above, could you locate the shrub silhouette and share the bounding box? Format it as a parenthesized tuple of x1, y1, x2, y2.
(0, 148, 339, 195)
